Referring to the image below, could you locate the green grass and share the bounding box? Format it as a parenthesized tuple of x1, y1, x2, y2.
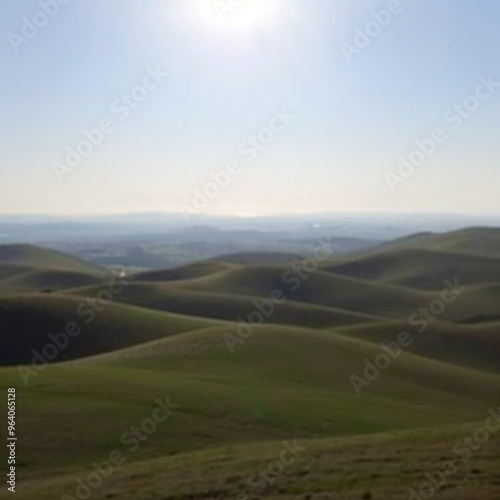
(372, 226, 500, 257)
(210, 251, 304, 264)
(0, 244, 108, 293)
(0, 244, 106, 274)
(2, 326, 500, 478)
(4, 425, 498, 500)
(166, 265, 438, 319)
(322, 248, 500, 290)
(2, 235, 500, 499)
(330, 320, 500, 373)
(0, 293, 223, 364)
(133, 261, 240, 282)
(68, 282, 382, 328)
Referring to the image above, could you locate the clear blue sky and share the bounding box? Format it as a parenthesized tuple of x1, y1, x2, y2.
(1, 0, 499, 216)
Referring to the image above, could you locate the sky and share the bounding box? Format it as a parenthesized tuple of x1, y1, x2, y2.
(0, 0, 499, 216)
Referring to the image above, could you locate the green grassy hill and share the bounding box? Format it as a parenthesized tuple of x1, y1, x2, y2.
(322, 248, 500, 289)
(373, 226, 500, 257)
(0, 268, 107, 293)
(69, 282, 382, 328)
(6, 425, 497, 500)
(210, 251, 304, 265)
(0, 244, 108, 293)
(166, 265, 443, 318)
(0, 294, 222, 365)
(133, 261, 240, 282)
(330, 320, 500, 373)
(1, 326, 500, 499)
(0, 244, 106, 274)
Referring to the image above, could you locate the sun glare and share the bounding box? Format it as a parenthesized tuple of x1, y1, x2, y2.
(177, 0, 285, 38)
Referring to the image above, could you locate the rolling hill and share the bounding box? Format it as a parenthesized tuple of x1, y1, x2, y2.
(133, 261, 240, 282)
(373, 226, 500, 257)
(69, 282, 382, 328)
(0, 244, 106, 274)
(163, 265, 440, 318)
(1, 325, 500, 499)
(1, 231, 500, 499)
(0, 244, 108, 293)
(0, 294, 222, 365)
(210, 251, 304, 265)
(330, 320, 500, 373)
(322, 247, 500, 289)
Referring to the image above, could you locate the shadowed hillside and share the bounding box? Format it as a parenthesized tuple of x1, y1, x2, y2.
(165, 265, 440, 318)
(69, 282, 382, 328)
(330, 320, 500, 373)
(323, 248, 500, 289)
(0, 294, 222, 365)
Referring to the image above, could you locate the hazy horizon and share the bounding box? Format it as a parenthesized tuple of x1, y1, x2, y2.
(2, 209, 500, 220)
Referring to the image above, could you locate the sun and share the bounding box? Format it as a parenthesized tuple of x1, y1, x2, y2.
(213, 0, 282, 30)
(176, 0, 285, 38)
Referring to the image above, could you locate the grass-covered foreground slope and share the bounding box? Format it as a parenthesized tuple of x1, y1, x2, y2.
(4, 426, 498, 500)
(1, 326, 500, 499)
